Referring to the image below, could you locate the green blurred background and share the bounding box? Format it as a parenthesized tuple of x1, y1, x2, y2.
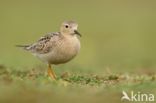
(0, 0, 156, 103)
(0, 0, 156, 72)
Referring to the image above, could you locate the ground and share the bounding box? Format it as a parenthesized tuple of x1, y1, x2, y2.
(0, 65, 155, 103)
(0, 0, 156, 103)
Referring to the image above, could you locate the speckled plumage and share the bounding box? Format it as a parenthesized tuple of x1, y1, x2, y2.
(17, 20, 81, 79)
(25, 32, 60, 54)
(18, 20, 81, 65)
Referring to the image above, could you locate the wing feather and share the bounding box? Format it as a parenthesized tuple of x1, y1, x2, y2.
(26, 32, 60, 54)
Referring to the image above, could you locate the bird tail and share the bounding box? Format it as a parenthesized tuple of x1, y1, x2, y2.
(15, 45, 30, 50)
(15, 45, 29, 47)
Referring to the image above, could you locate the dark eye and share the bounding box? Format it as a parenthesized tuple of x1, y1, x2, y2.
(65, 25, 69, 28)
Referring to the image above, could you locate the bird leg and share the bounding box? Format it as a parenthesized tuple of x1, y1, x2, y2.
(47, 64, 56, 80)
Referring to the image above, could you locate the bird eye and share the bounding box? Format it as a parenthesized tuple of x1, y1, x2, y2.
(65, 25, 69, 28)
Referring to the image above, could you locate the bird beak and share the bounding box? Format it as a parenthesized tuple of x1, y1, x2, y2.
(74, 30, 81, 37)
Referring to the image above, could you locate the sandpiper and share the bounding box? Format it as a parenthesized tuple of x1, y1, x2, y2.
(17, 20, 81, 80)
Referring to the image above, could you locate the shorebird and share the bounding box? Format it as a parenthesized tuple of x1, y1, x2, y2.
(17, 20, 81, 80)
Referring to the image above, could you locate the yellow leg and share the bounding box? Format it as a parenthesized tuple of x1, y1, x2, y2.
(47, 64, 56, 80)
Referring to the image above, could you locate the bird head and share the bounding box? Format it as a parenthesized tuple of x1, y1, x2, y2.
(60, 20, 81, 37)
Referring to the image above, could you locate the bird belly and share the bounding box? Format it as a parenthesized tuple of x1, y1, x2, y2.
(36, 36, 80, 64)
